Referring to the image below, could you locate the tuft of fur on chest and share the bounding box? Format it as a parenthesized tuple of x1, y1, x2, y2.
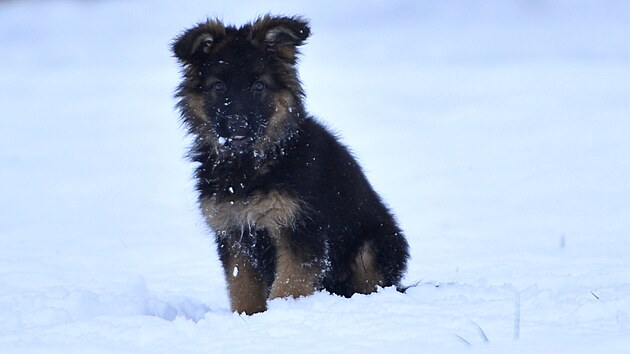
(201, 190, 303, 232)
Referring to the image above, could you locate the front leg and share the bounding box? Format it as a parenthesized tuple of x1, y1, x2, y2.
(269, 229, 323, 299)
(217, 233, 267, 315)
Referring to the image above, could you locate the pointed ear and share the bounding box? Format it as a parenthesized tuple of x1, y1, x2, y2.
(171, 20, 226, 64)
(250, 15, 311, 63)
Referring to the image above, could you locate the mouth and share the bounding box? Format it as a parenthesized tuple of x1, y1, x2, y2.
(218, 134, 254, 149)
(228, 135, 251, 148)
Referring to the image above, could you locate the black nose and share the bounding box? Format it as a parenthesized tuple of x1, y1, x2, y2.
(226, 115, 249, 137)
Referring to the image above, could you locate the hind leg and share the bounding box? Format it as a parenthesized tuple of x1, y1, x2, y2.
(351, 230, 409, 293)
(351, 241, 383, 293)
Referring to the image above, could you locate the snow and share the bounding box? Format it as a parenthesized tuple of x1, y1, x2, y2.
(1, 0, 629, 352)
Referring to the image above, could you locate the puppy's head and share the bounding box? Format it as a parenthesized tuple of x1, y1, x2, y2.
(172, 15, 310, 155)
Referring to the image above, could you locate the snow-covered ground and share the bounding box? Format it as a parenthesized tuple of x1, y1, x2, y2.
(1, 0, 629, 352)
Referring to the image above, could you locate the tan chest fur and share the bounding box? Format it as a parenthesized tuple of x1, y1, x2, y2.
(201, 190, 302, 232)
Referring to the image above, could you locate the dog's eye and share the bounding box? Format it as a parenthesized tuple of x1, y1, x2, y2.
(251, 80, 265, 92)
(212, 81, 227, 93)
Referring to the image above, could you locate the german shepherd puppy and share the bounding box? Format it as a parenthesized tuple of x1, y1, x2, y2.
(172, 15, 409, 314)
